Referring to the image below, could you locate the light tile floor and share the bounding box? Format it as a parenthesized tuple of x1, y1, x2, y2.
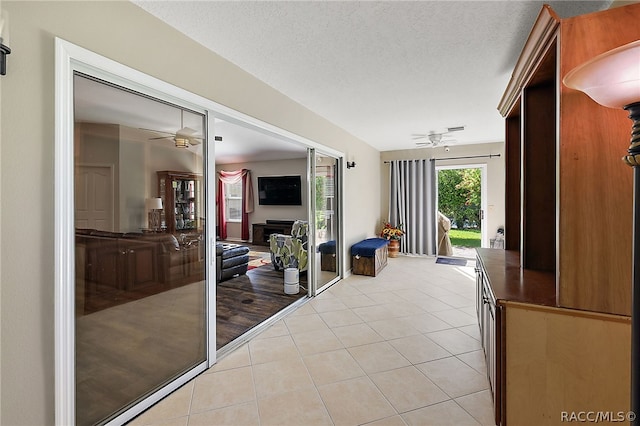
(130, 254, 495, 426)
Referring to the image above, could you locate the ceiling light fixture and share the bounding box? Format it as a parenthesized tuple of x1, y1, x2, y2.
(428, 133, 443, 144)
(563, 39, 640, 420)
(174, 137, 189, 148)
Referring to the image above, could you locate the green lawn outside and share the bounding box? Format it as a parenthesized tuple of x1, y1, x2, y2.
(449, 228, 481, 248)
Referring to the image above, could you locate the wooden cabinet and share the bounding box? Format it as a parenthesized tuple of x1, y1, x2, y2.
(252, 222, 294, 246)
(83, 235, 159, 291)
(498, 3, 640, 316)
(157, 171, 203, 235)
(481, 3, 640, 424)
(476, 249, 630, 425)
(476, 249, 555, 425)
(475, 261, 501, 425)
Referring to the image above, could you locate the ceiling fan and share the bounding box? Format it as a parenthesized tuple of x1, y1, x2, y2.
(142, 109, 204, 148)
(413, 126, 465, 147)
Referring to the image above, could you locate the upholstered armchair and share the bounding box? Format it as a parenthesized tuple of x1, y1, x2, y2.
(269, 220, 309, 272)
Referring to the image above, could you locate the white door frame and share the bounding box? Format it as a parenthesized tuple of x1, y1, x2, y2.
(55, 38, 347, 425)
(435, 163, 488, 248)
(311, 149, 344, 295)
(55, 38, 218, 426)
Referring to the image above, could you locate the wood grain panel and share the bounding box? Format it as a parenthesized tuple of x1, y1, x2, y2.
(477, 248, 556, 306)
(505, 302, 630, 425)
(557, 3, 640, 316)
(523, 81, 556, 272)
(505, 114, 522, 252)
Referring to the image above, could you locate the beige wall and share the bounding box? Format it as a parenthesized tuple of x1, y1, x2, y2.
(216, 158, 309, 241)
(0, 1, 381, 424)
(380, 142, 505, 242)
(0, 0, 3, 421)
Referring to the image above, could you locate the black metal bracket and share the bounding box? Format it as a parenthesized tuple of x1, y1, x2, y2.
(1, 43, 11, 75)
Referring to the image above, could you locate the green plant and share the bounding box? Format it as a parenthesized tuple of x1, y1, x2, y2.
(438, 168, 481, 229)
(315, 176, 326, 229)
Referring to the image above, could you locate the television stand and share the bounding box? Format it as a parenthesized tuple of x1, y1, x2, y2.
(252, 222, 294, 246)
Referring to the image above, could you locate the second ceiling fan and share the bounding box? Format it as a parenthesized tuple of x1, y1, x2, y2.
(143, 109, 204, 148)
(413, 126, 465, 147)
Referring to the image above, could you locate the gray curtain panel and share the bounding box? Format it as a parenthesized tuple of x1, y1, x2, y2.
(389, 159, 437, 255)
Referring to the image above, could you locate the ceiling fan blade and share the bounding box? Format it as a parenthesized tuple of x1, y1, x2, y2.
(176, 127, 199, 136)
(149, 136, 173, 140)
(139, 127, 175, 136)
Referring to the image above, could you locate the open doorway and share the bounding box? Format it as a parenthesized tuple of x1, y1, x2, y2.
(436, 164, 487, 258)
(213, 118, 344, 352)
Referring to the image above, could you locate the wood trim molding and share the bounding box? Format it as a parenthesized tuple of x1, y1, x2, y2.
(502, 300, 632, 323)
(497, 5, 560, 117)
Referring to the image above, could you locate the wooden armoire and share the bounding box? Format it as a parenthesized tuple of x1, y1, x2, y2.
(476, 3, 640, 424)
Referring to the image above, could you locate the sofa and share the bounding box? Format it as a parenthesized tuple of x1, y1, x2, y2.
(75, 228, 204, 291)
(216, 243, 250, 283)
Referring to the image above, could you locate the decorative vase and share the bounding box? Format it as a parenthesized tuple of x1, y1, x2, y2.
(388, 239, 400, 258)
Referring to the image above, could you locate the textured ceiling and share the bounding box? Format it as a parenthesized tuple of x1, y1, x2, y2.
(132, 0, 612, 152)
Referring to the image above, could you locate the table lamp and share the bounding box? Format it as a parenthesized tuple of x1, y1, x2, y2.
(564, 39, 640, 422)
(146, 197, 163, 231)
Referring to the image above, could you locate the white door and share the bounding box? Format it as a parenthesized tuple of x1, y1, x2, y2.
(75, 165, 114, 230)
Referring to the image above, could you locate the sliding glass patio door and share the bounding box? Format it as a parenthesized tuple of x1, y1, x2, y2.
(72, 73, 210, 425)
(311, 151, 342, 293)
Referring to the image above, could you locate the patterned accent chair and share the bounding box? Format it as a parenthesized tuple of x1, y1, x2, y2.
(269, 220, 309, 272)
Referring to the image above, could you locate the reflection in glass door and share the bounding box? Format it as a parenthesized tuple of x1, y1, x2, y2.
(314, 153, 341, 292)
(73, 74, 208, 424)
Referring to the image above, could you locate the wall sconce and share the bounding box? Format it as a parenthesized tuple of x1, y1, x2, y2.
(1, 11, 10, 76)
(0, 40, 9, 76)
(563, 39, 640, 419)
(346, 161, 356, 169)
(146, 197, 163, 231)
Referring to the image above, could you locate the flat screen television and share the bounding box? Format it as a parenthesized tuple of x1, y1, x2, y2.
(258, 175, 302, 206)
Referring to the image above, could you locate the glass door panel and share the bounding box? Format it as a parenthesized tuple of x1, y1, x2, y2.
(314, 153, 340, 292)
(73, 74, 207, 425)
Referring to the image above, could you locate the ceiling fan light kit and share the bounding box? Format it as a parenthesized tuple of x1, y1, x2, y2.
(143, 109, 204, 148)
(413, 125, 465, 147)
(174, 137, 190, 148)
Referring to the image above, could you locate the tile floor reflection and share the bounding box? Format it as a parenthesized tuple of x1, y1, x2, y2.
(130, 254, 495, 426)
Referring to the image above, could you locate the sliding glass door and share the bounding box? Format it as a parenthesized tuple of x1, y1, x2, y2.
(312, 152, 342, 293)
(73, 73, 209, 425)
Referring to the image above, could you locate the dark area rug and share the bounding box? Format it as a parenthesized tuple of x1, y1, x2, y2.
(436, 257, 468, 267)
